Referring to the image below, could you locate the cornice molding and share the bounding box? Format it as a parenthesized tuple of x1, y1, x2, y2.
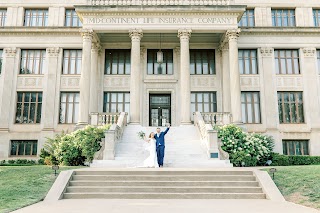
(0, 27, 81, 36)
(241, 27, 320, 36)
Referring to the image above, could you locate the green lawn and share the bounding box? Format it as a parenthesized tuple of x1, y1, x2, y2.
(0, 166, 80, 213)
(266, 165, 320, 210)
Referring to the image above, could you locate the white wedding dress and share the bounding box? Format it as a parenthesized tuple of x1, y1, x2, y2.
(142, 138, 159, 168)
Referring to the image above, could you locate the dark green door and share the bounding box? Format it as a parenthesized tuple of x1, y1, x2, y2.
(149, 94, 171, 126)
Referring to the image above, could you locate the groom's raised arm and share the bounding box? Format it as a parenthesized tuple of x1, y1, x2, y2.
(163, 126, 170, 135)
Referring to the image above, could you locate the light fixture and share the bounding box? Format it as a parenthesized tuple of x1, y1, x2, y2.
(157, 33, 163, 64)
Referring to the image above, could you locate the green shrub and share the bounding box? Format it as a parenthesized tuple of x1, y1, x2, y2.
(271, 153, 320, 166)
(38, 159, 45, 165)
(0, 160, 5, 165)
(44, 125, 110, 166)
(16, 159, 28, 164)
(216, 124, 274, 167)
(8, 160, 16, 164)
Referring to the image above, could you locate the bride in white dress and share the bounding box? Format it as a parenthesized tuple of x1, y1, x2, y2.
(143, 132, 158, 168)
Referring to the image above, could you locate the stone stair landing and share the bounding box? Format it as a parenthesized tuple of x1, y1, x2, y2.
(91, 125, 231, 168)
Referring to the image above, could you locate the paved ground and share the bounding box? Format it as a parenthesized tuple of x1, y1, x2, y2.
(14, 199, 320, 213)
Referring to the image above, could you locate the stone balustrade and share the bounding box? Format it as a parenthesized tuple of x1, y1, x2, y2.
(88, 0, 232, 6)
(90, 112, 122, 126)
(201, 112, 232, 125)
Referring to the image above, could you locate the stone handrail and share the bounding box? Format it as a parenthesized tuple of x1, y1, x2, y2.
(87, 0, 232, 6)
(93, 112, 128, 160)
(201, 112, 232, 125)
(90, 112, 120, 126)
(193, 111, 229, 160)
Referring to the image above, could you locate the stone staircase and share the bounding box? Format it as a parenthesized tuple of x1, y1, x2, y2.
(91, 124, 231, 168)
(63, 169, 266, 199)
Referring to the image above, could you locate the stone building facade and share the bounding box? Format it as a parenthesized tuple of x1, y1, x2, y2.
(0, 0, 320, 159)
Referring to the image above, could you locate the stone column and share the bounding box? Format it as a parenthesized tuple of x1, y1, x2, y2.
(89, 42, 101, 114)
(129, 29, 143, 124)
(0, 48, 17, 131)
(301, 48, 320, 129)
(226, 29, 242, 124)
(178, 29, 192, 124)
(42, 47, 60, 131)
(219, 43, 231, 113)
(77, 29, 93, 126)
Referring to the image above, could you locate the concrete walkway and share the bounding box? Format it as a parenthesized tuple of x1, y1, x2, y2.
(14, 199, 320, 213)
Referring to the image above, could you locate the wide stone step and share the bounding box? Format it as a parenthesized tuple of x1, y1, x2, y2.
(63, 192, 266, 199)
(72, 175, 256, 181)
(69, 180, 260, 187)
(66, 186, 263, 193)
(74, 171, 253, 176)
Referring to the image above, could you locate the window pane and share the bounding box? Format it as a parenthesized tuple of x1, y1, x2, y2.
(190, 50, 215, 75)
(105, 50, 131, 75)
(24, 9, 48, 27)
(10, 140, 38, 156)
(20, 50, 46, 74)
(59, 92, 80, 124)
(238, 50, 258, 74)
(241, 92, 261, 124)
(272, 9, 295, 27)
(283, 140, 309, 156)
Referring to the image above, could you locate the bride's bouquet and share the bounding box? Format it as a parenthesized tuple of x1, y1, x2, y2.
(137, 131, 145, 140)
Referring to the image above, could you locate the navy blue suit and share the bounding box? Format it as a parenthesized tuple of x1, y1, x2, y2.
(154, 127, 170, 167)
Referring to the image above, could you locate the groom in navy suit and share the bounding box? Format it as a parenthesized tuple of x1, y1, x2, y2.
(154, 124, 170, 167)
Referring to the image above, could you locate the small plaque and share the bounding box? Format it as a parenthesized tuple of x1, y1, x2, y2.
(269, 168, 277, 173)
(210, 153, 219, 158)
(52, 165, 59, 170)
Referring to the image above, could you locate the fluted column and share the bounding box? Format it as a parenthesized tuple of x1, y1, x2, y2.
(89, 42, 101, 114)
(129, 29, 143, 124)
(43, 47, 60, 130)
(0, 48, 17, 131)
(226, 29, 242, 124)
(178, 29, 192, 124)
(77, 29, 93, 126)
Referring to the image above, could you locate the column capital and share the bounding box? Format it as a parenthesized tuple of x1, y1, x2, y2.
(129, 29, 143, 41)
(218, 42, 229, 54)
(91, 42, 102, 54)
(260, 47, 274, 57)
(46, 47, 60, 57)
(302, 47, 316, 57)
(226, 29, 241, 42)
(178, 29, 192, 40)
(4, 47, 17, 57)
(80, 28, 94, 41)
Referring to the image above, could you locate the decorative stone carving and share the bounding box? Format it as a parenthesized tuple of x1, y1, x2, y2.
(302, 47, 316, 57)
(140, 46, 146, 59)
(17, 76, 43, 89)
(90, 0, 230, 6)
(276, 76, 303, 89)
(60, 76, 81, 89)
(226, 29, 241, 41)
(46, 47, 60, 57)
(260, 47, 274, 57)
(240, 76, 260, 88)
(191, 76, 217, 90)
(80, 29, 94, 41)
(104, 76, 130, 90)
(177, 29, 192, 41)
(129, 29, 143, 41)
(91, 42, 102, 54)
(4, 47, 17, 57)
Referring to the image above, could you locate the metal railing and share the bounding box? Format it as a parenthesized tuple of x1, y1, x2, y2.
(87, 0, 232, 6)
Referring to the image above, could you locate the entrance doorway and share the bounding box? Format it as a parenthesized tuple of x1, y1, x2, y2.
(149, 94, 171, 126)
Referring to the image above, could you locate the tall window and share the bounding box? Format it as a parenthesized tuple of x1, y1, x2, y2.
(278, 92, 304, 124)
(272, 9, 296, 27)
(283, 140, 309, 155)
(241, 92, 261, 124)
(15, 92, 42, 124)
(105, 50, 131, 75)
(59, 92, 79, 124)
(191, 92, 217, 116)
(20, 50, 46, 74)
(0, 9, 6, 26)
(314, 9, 320, 27)
(65, 9, 82, 27)
(103, 92, 130, 113)
(10, 140, 38, 156)
(62, 50, 82, 74)
(317, 50, 320, 74)
(0, 49, 3, 74)
(147, 49, 173, 75)
(24, 9, 48, 27)
(238, 50, 258, 74)
(274, 50, 300, 74)
(238, 9, 255, 27)
(190, 50, 215, 75)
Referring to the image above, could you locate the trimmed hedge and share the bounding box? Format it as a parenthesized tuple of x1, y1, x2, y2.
(271, 153, 320, 166)
(0, 159, 41, 166)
